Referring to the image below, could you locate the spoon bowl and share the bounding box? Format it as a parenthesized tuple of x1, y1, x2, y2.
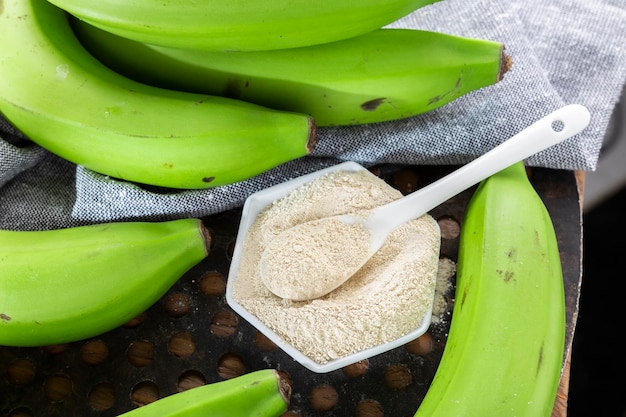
(260, 104, 591, 301)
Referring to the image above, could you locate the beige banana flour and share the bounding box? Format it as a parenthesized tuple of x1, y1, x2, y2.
(231, 169, 442, 364)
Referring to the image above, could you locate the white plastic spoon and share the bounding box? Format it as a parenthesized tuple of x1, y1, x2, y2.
(260, 104, 591, 301)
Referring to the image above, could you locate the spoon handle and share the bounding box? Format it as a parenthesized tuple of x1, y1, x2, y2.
(369, 104, 591, 228)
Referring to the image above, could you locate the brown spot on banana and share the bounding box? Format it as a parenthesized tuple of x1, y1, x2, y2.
(496, 268, 515, 283)
(459, 283, 470, 308)
(506, 248, 517, 260)
(361, 98, 386, 111)
(537, 343, 545, 376)
(428, 69, 465, 105)
(1, 313, 11, 321)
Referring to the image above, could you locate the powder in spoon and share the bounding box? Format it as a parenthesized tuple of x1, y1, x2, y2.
(231, 169, 441, 365)
(260, 217, 371, 301)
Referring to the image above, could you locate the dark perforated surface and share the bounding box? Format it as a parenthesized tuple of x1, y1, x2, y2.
(0, 165, 581, 417)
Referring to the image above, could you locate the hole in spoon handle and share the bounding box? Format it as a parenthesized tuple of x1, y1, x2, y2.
(470, 104, 591, 171)
(549, 104, 591, 135)
(503, 104, 591, 156)
(370, 104, 590, 228)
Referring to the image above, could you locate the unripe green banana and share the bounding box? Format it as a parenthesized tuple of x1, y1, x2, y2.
(414, 162, 566, 416)
(117, 369, 290, 417)
(0, 0, 316, 190)
(47, 0, 441, 51)
(73, 20, 510, 127)
(0, 219, 211, 347)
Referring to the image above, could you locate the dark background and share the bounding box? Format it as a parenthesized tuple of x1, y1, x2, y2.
(568, 184, 626, 417)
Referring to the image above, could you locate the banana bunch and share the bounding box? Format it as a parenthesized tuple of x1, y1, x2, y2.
(0, 0, 316, 190)
(47, 0, 441, 51)
(73, 20, 511, 127)
(0, 219, 211, 347)
(0, 0, 510, 189)
(414, 162, 566, 416)
(117, 369, 290, 417)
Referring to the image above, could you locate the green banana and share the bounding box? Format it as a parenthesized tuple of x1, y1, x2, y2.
(47, 0, 441, 51)
(0, 219, 210, 347)
(0, 0, 316, 190)
(414, 162, 566, 416)
(73, 20, 511, 126)
(117, 369, 290, 417)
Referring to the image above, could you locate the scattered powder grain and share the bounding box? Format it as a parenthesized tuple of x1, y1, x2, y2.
(231, 169, 441, 365)
(431, 257, 457, 325)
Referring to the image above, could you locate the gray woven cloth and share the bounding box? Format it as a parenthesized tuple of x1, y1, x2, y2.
(2, 0, 626, 230)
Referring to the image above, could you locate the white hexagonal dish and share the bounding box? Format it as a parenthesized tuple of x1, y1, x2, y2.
(225, 161, 433, 373)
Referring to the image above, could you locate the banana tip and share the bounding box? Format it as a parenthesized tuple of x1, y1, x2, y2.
(276, 369, 292, 405)
(198, 220, 213, 255)
(307, 118, 318, 153)
(499, 49, 513, 81)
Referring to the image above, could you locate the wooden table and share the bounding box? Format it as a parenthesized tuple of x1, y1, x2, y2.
(0, 165, 583, 417)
